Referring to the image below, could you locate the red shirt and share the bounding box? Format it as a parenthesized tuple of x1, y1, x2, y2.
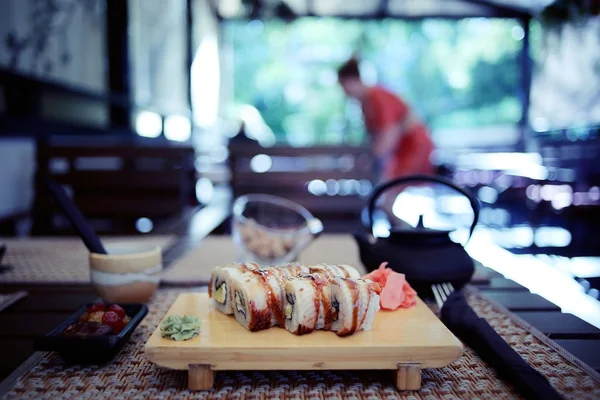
(362, 86, 410, 135)
(361, 86, 435, 179)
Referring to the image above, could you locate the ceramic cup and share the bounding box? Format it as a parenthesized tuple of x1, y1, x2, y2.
(89, 243, 162, 303)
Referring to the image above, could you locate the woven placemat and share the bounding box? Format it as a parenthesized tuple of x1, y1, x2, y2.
(0, 235, 176, 285)
(162, 235, 493, 286)
(0, 291, 27, 313)
(3, 287, 599, 400)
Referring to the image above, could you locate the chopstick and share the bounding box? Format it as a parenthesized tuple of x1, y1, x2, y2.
(44, 179, 107, 254)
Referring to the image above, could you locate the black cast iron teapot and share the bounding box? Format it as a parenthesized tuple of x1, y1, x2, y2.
(353, 174, 480, 295)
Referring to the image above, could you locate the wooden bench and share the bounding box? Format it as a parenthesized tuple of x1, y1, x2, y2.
(228, 143, 376, 230)
(31, 138, 197, 235)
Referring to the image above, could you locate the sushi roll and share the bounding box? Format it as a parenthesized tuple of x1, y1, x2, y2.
(229, 270, 273, 331)
(209, 262, 306, 318)
(273, 263, 311, 277)
(307, 274, 334, 330)
(330, 277, 381, 337)
(336, 264, 361, 279)
(209, 262, 380, 336)
(309, 264, 361, 279)
(255, 268, 287, 327)
(208, 263, 253, 315)
(244, 266, 309, 328)
(359, 279, 382, 332)
(283, 276, 320, 335)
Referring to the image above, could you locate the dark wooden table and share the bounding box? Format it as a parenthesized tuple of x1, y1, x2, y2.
(477, 284, 600, 372)
(0, 199, 228, 383)
(1, 206, 600, 394)
(477, 291, 561, 311)
(0, 286, 98, 380)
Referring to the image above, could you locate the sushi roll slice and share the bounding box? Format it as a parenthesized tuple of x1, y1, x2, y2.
(209, 263, 254, 315)
(330, 277, 381, 337)
(359, 279, 382, 332)
(273, 263, 311, 277)
(209, 262, 305, 319)
(246, 265, 311, 328)
(309, 264, 361, 279)
(336, 264, 361, 279)
(307, 274, 334, 330)
(254, 268, 287, 327)
(283, 276, 320, 335)
(229, 270, 273, 331)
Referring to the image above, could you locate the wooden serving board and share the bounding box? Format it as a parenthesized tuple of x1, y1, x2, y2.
(145, 293, 463, 391)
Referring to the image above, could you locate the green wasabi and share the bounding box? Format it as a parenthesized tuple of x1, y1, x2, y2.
(160, 315, 200, 341)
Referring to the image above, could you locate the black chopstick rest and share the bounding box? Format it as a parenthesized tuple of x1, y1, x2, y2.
(44, 179, 107, 254)
(440, 291, 563, 400)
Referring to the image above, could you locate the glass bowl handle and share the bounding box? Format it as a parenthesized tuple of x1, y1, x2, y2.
(307, 218, 324, 239)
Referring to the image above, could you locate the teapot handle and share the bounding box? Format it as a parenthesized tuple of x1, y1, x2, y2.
(365, 174, 481, 242)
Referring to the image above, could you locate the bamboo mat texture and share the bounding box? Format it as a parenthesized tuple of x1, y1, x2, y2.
(0, 236, 176, 285)
(4, 287, 599, 400)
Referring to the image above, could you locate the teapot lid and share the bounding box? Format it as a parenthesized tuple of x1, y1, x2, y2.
(364, 175, 480, 244)
(386, 214, 453, 243)
(396, 214, 452, 233)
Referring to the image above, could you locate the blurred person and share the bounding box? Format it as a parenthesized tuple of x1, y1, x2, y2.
(337, 56, 436, 222)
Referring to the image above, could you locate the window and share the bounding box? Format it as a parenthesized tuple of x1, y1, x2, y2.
(223, 17, 524, 147)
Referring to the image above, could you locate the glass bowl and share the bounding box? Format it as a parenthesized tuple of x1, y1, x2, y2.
(232, 194, 323, 266)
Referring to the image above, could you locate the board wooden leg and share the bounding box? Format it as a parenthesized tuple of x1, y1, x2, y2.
(395, 364, 421, 391)
(188, 364, 214, 390)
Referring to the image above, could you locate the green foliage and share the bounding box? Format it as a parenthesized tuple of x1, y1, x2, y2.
(224, 17, 524, 145)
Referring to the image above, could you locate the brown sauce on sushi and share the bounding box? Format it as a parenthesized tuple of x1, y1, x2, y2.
(245, 269, 279, 330)
(336, 278, 360, 337)
(306, 274, 333, 330)
(247, 301, 272, 331)
(349, 280, 360, 335)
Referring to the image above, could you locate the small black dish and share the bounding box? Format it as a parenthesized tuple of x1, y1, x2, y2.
(34, 303, 148, 364)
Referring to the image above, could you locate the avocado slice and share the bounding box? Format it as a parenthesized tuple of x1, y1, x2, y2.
(214, 284, 227, 304)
